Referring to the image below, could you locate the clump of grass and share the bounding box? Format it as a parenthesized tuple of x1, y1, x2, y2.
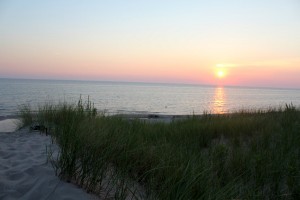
(18, 104, 33, 127)
(20, 101, 300, 199)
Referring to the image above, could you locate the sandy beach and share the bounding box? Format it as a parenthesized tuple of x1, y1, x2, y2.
(0, 114, 180, 200)
(0, 119, 21, 133)
(0, 123, 97, 200)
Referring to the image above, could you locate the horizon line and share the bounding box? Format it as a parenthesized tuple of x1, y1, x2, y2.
(1, 77, 299, 91)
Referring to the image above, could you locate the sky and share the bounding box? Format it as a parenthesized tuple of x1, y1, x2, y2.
(0, 0, 300, 88)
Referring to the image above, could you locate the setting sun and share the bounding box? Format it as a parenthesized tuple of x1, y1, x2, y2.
(217, 70, 225, 78)
(215, 64, 228, 79)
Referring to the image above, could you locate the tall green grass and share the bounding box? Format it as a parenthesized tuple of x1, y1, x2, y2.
(18, 104, 33, 126)
(20, 100, 300, 199)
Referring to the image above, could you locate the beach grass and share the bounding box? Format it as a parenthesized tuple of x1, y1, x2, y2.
(20, 99, 300, 199)
(18, 104, 33, 127)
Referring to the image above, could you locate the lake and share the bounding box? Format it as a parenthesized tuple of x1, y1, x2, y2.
(0, 78, 299, 118)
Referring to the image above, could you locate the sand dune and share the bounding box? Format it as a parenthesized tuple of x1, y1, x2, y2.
(0, 128, 97, 200)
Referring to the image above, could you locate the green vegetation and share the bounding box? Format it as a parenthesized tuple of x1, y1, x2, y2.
(20, 99, 300, 199)
(18, 104, 33, 127)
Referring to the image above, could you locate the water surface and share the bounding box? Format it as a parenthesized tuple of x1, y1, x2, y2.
(0, 78, 299, 118)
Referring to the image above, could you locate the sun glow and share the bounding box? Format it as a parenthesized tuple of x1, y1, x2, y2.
(217, 70, 225, 78)
(215, 64, 228, 79)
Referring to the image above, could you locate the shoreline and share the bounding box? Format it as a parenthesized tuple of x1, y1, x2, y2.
(0, 113, 202, 130)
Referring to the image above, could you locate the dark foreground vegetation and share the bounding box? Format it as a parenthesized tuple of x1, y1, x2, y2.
(19, 99, 300, 199)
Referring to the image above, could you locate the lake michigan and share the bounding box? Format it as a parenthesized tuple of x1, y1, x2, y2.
(0, 78, 300, 118)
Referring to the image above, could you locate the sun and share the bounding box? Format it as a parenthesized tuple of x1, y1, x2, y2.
(215, 64, 228, 79)
(217, 70, 225, 78)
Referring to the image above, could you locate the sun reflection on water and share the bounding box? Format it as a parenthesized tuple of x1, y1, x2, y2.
(213, 87, 226, 114)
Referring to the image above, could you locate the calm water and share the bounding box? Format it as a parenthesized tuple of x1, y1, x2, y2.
(0, 78, 300, 118)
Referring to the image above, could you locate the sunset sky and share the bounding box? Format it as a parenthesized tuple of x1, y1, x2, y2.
(0, 0, 299, 88)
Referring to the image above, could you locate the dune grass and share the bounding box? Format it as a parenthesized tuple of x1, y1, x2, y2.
(20, 99, 300, 199)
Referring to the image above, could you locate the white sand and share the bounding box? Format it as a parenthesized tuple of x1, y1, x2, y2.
(0, 119, 20, 132)
(0, 128, 97, 200)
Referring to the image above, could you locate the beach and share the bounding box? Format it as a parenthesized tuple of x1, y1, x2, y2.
(1, 103, 299, 199)
(1, 0, 299, 198)
(0, 115, 176, 200)
(0, 123, 97, 200)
